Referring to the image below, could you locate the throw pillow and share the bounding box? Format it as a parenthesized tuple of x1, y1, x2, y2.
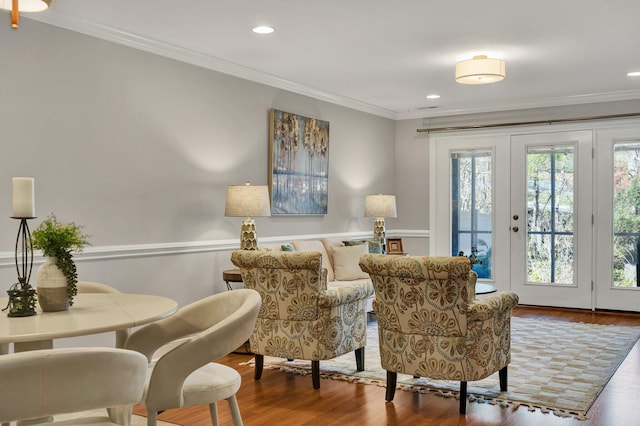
(281, 244, 296, 252)
(291, 240, 335, 281)
(332, 244, 370, 281)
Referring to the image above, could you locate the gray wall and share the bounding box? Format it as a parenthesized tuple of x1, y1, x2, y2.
(0, 19, 398, 321)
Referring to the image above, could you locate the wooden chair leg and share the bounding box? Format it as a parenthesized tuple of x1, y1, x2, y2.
(499, 365, 508, 391)
(355, 347, 365, 371)
(254, 354, 264, 380)
(459, 381, 467, 414)
(312, 360, 320, 389)
(386, 371, 397, 401)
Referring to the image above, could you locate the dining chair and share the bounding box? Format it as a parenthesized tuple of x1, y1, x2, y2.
(124, 288, 261, 426)
(77, 280, 129, 347)
(0, 347, 148, 425)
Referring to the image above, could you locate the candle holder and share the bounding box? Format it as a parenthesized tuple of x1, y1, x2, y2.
(3, 217, 37, 317)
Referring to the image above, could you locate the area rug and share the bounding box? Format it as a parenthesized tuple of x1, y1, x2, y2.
(241, 317, 640, 419)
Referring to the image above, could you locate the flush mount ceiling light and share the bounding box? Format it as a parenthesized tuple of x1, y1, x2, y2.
(0, 0, 53, 28)
(252, 26, 275, 34)
(627, 71, 640, 77)
(455, 55, 505, 85)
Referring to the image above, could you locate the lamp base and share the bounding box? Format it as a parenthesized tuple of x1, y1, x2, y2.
(373, 218, 387, 253)
(240, 219, 259, 250)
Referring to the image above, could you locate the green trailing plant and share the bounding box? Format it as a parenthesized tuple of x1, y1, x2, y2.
(458, 246, 483, 265)
(31, 214, 90, 306)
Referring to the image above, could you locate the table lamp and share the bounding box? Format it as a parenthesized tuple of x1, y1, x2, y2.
(225, 182, 271, 250)
(365, 194, 397, 253)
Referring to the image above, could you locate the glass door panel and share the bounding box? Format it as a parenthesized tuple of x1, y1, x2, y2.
(511, 131, 592, 309)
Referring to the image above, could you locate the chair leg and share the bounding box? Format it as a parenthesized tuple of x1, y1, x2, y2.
(386, 371, 397, 401)
(312, 360, 320, 389)
(459, 381, 467, 414)
(499, 365, 508, 391)
(227, 395, 243, 426)
(355, 347, 365, 371)
(254, 354, 264, 380)
(209, 401, 219, 426)
(147, 411, 158, 426)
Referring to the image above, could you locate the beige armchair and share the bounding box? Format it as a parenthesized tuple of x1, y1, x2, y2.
(0, 347, 148, 425)
(231, 250, 374, 389)
(77, 280, 129, 348)
(124, 289, 261, 426)
(359, 254, 519, 414)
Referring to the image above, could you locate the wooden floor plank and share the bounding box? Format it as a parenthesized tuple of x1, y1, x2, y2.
(141, 306, 640, 425)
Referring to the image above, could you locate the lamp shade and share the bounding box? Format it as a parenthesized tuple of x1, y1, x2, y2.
(225, 182, 271, 218)
(0, 0, 53, 12)
(364, 194, 397, 218)
(455, 55, 505, 85)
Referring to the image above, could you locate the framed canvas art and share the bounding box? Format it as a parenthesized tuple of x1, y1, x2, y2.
(269, 109, 329, 215)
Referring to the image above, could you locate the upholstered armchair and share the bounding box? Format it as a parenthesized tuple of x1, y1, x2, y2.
(231, 250, 374, 389)
(359, 254, 519, 414)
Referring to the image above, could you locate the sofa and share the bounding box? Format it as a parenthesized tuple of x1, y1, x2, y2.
(258, 236, 379, 312)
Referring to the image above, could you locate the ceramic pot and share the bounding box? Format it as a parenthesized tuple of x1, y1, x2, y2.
(36, 257, 69, 312)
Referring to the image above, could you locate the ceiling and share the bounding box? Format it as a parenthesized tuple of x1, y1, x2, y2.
(22, 0, 640, 120)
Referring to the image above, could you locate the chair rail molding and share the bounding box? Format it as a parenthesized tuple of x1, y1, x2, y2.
(0, 229, 429, 268)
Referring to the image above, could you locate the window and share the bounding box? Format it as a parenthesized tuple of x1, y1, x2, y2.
(451, 150, 493, 279)
(613, 142, 640, 287)
(526, 145, 575, 284)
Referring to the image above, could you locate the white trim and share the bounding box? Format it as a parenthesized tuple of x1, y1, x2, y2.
(0, 229, 430, 267)
(23, 13, 640, 121)
(25, 12, 397, 120)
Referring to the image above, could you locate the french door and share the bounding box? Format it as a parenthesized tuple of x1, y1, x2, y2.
(509, 131, 593, 308)
(430, 125, 640, 311)
(595, 127, 640, 311)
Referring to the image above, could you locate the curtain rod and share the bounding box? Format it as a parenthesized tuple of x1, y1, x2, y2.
(416, 112, 640, 133)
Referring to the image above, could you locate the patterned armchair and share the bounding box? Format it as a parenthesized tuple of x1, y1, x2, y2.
(231, 250, 374, 389)
(359, 254, 519, 414)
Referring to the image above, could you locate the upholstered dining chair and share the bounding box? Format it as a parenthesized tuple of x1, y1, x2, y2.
(77, 280, 129, 348)
(124, 289, 261, 426)
(231, 250, 374, 389)
(359, 254, 519, 414)
(0, 347, 148, 426)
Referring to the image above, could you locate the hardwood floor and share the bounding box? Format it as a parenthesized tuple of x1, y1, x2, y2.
(141, 306, 640, 425)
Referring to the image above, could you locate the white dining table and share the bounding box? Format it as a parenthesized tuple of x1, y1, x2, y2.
(0, 292, 178, 353)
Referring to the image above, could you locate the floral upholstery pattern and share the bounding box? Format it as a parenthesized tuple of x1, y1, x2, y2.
(359, 254, 519, 383)
(231, 250, 374, 362)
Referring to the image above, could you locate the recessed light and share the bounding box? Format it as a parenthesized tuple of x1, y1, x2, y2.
(426, 94, 441, 99)
(252, 26, 275, 34)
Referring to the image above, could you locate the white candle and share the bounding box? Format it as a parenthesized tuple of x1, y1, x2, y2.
(12, 177, 35, 218)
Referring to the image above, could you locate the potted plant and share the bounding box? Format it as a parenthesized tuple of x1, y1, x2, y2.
(31, 214, 90, 310)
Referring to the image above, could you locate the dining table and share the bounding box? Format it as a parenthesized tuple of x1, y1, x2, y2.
(0, 292, 178, 353)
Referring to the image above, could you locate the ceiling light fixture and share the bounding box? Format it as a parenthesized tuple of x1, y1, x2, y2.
(0, 0, 53, 28)
(426, 94, 441, 99)
(627, 71, 640, 77)
(455, 55, 505, 85)
(252, 26, 275, 34)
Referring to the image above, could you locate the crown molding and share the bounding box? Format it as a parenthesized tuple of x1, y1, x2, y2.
(26, 13, 638, 123)
(26, 12, 398, 120)
(397, 89, 640, 120)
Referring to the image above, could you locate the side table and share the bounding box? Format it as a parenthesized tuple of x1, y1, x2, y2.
(222, 269, 252, 355)
(223, 269, 243, 291)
